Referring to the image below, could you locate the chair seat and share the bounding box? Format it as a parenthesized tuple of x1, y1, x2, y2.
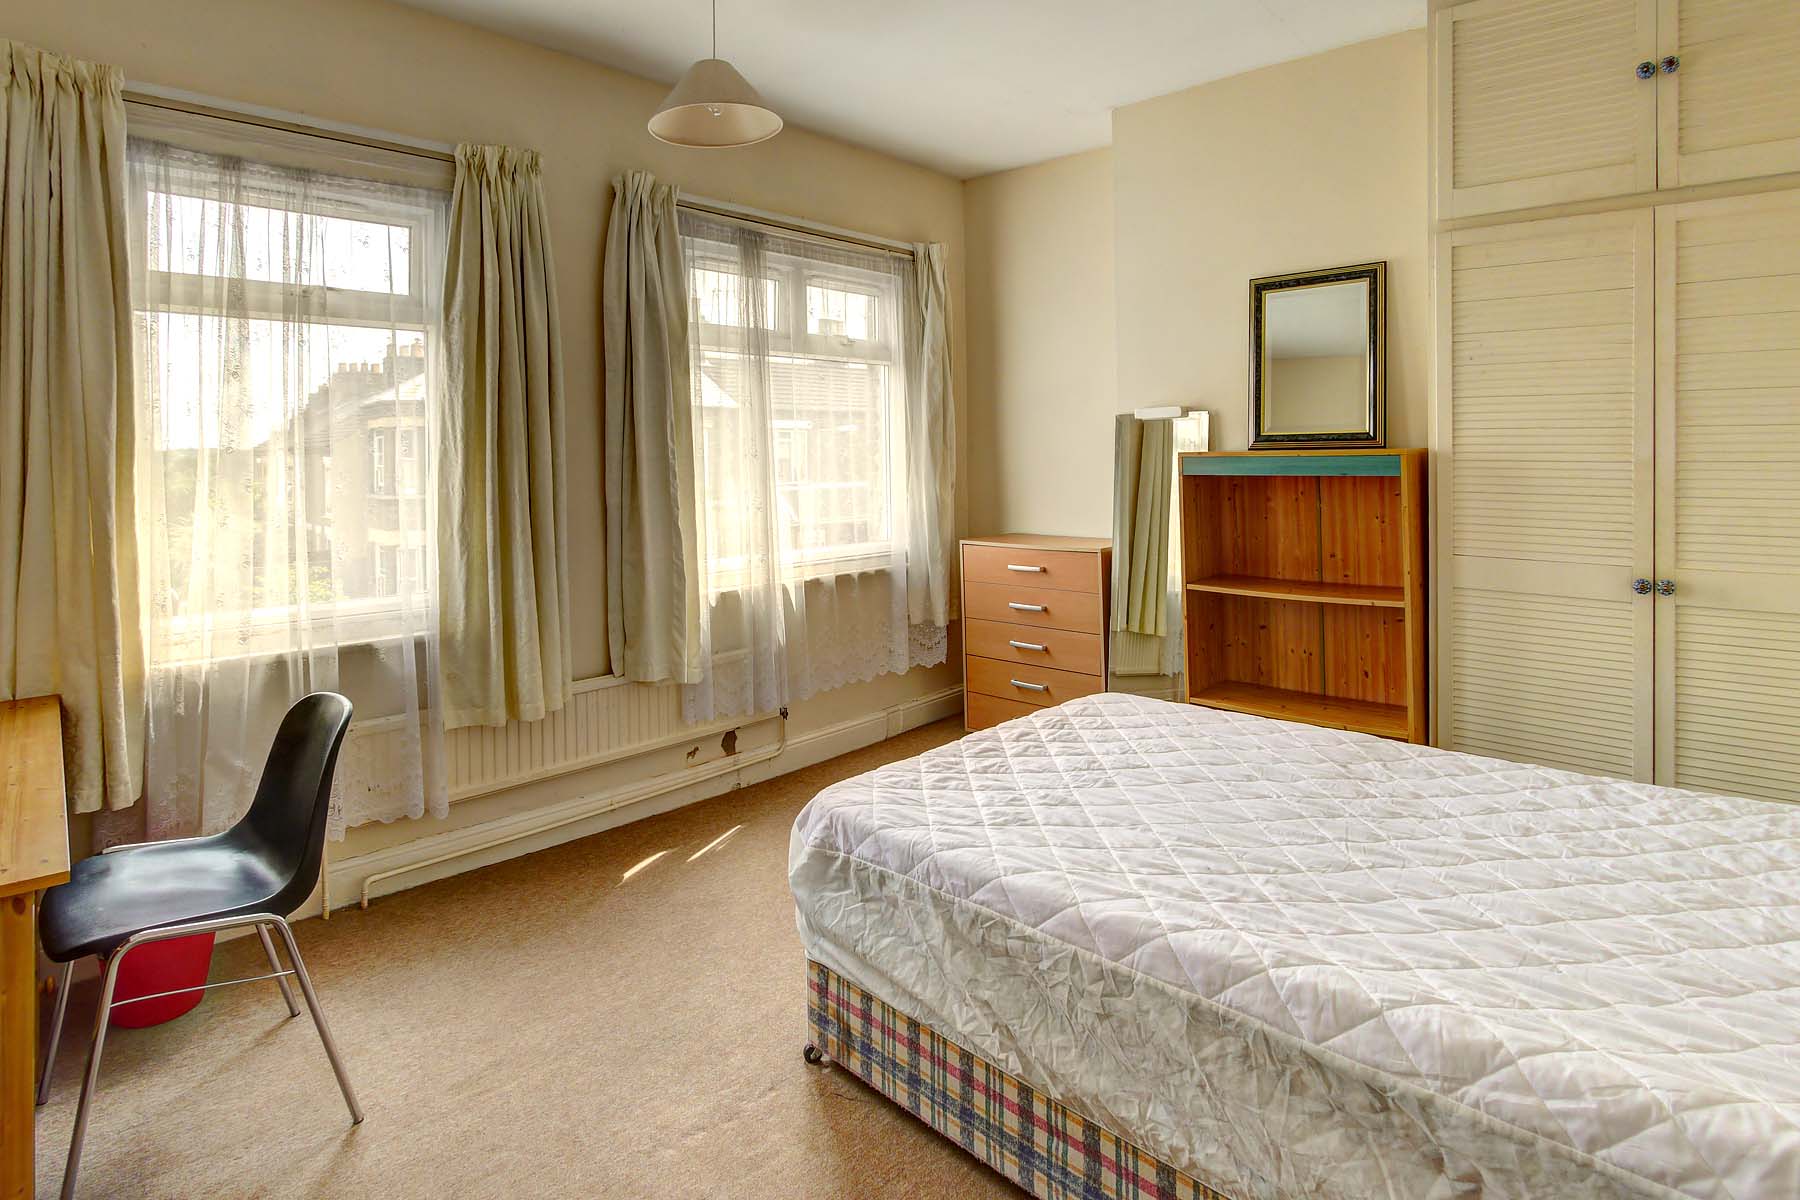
(39, 839, 289, 962)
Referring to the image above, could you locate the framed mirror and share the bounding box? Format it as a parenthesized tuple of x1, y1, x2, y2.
(1249, 261, 1385, 449)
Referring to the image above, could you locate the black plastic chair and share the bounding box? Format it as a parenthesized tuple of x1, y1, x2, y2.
(36, 692, 363, 1200)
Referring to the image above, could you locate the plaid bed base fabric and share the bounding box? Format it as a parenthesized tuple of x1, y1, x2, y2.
(806, 959, 1234, 1200)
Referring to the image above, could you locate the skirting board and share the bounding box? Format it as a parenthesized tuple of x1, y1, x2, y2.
(317, 684, 964, 914)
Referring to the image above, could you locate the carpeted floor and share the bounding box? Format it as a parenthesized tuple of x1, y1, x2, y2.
(35, 718, 1022, 1199)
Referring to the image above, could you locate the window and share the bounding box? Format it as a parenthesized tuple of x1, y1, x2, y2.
(683, 220, 906, 584)
(371, 431, 390, 493)
(130, 138, 447, 653)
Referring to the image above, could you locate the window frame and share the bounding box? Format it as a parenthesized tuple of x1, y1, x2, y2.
(130, 138, 448, 654)
(685, 232, 907, 583)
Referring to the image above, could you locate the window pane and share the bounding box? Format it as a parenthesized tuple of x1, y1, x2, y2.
(694, 349, 892, 576)
(145, 189, 412, 295)
(806, 281, 875, 340)
(141, 316, 431, 617)
(690, 263, 778, 329)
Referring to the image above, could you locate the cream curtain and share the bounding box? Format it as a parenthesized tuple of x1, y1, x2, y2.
(904, 243, 956, 625)
(602, 171, 701, 684)
(439, 144, 571, 728)
(1111, 414, 1173, 675)
(0, 42, 144, 813)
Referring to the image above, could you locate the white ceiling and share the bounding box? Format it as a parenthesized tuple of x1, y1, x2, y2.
(394, 0, 1426, 178)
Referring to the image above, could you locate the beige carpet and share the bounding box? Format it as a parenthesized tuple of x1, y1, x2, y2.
(35, 718, 1023, 1199)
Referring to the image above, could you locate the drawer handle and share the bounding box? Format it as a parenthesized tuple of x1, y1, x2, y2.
(1010, 679, 1049, 693)
(1007, 602, 1046, 613)
(1005, 563, 1045, 573)
(1008, 639, 1048, 652)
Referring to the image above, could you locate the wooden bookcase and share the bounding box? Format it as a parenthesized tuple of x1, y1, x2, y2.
(1178, 450, 1427, 743)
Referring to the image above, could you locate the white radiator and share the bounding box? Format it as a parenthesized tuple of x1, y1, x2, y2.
(341, 676, 692, 808)
(442, 677, 688, 801)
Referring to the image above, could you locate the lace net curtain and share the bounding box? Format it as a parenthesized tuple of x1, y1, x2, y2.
(127, 137, 448, 840)
(678, 211, 946, 722)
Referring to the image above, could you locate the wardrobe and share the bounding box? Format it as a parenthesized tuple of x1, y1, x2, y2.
(1435, 0, 1800, 802)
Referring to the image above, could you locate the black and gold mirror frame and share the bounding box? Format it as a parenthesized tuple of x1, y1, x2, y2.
(1249, 261, 1386, 450)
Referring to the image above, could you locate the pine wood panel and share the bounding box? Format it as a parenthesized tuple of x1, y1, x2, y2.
(1, 695, 66, 1200)
(1657, 190, 1800, 801)
(1658, 0, 1800, 188)
(1438, 0, 1657, 218)
(1189, 682, 1409, 741)
(1178, 451, 1427, 742)
(1437, 211, 1654, 778)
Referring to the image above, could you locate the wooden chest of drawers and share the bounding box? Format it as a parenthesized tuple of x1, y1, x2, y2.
(961, 535, 1111, 732)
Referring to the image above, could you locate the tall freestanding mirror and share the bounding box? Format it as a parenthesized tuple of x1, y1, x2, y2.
(1109, 409, 1209, 697)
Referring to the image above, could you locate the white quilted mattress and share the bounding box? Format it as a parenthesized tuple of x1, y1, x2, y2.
(788, 693, 1800, 1200)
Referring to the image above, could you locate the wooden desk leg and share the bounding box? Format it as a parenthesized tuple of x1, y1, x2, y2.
(1, 892, 38, 1200)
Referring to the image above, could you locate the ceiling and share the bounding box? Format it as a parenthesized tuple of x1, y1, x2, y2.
(395, 0, 1426, 178)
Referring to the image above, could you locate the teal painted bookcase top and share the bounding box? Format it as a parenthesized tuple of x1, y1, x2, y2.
(1180, 451, 1403, 478)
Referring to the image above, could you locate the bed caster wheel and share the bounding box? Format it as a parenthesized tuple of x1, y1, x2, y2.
(802, 1042, 829, 1066)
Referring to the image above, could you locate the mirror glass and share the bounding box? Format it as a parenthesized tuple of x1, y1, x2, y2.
(1249, 262, 1385, 449)
(1260, 280, 1370, 435)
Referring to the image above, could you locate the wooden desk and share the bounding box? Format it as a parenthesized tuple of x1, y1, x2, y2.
(1, 696, 67, 1200)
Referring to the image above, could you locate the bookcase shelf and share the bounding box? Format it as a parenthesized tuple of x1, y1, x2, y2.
(1179, 450, 1428, 744)
(1186, 575, 1406, 608)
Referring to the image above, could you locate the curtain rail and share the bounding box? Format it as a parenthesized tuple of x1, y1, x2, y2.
(678, 195, 916, 259)
(120, 87, 915, 260)
(122, 86, 457, 164)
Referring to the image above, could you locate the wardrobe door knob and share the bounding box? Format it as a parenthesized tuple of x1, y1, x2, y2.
(1632, 578, 1652, 595)
(1635, 60, 1657, 79)
(1656, 579, 1677, 597)
(1660, 55, 1680, 74)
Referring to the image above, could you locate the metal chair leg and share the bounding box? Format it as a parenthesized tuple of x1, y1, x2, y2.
(37, 959, 74, 1106)
(256, 924, 300, 1018)
(61, 950, 125, 1200)
(270, 917, 363, 1124)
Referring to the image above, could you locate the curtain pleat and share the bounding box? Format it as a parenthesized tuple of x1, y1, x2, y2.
(439, 144, 571, 728)
(904, 243, 956, 626)
(601, 171, 701, 684)
(0, 41, 143, 812)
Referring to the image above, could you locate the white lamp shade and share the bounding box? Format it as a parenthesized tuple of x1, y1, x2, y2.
(649, 58, 783, 148)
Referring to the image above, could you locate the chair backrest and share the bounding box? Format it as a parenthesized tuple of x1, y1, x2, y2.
(230, 692, 353, 917)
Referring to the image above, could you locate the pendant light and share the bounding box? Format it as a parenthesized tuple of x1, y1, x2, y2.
(649, 0, 783, 149)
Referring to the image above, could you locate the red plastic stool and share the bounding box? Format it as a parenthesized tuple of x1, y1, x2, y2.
(108, 932, 217, 1028)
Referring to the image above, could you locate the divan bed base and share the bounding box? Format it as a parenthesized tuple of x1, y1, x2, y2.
(804, 959, 1233, 1200)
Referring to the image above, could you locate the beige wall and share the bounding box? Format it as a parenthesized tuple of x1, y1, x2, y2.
(4, 0, 967, 866)
(964, 30, 1428, 541)
(963, 149, 1116, 537)
(1115, 30, 1428, 451)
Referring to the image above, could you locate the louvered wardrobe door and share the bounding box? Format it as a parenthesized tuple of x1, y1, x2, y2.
(1656, 0, 1800, 189)
(1656, 191, 1800, 802)
(1438, 211, 1655, 778)
(1437, 0, 1657, 219)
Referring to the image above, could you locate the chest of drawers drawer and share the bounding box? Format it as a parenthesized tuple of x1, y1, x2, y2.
(966, 655, 1105, 708)
(964, 581, 1103, 634)
(963, 543, 1104, 593)
(964, 618, 1104, 676)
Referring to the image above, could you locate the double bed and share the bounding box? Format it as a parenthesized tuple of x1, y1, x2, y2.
(789, 692, 1800, 1200)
